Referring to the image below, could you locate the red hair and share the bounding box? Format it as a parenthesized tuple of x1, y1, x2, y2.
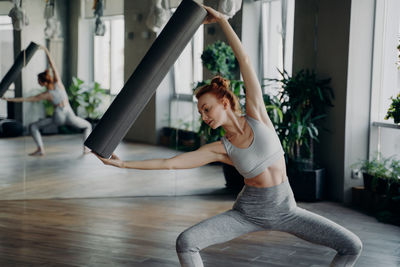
(195, 76, 242, 115)
(37, 69, 54, 84)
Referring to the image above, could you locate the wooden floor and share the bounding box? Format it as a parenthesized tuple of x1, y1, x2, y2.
(0, 134, 399, 266)
(0, 196, 399, 266)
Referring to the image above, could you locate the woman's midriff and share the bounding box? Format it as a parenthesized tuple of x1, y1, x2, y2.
(244, 156, 287, 188)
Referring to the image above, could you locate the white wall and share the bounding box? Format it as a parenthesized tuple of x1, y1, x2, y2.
(242, 0, 261, 81)
(344, 0, 376, 203)
(369, 0, 400, 162)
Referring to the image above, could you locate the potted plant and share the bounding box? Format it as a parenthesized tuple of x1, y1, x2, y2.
(266, 69, 334, 201)
(352, 155, 400, 225)
(68, 77, 108, 127)
(384, 93, 400, 124)
(352, 154, 392, 194)
(160, 117, 201, 151)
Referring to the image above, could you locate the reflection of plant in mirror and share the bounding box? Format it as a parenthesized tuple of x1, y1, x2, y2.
(43, 99, 54, 117)
(68, 77, 108, 120)
(201, 41, 237, 80)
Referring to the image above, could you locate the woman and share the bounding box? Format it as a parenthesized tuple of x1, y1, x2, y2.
(2, 45, 92, 156)
(96, 6, 362, 267)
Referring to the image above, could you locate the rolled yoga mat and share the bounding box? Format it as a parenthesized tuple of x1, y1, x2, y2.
(0, 42, 39, 97)
(85, 0, 207, 158)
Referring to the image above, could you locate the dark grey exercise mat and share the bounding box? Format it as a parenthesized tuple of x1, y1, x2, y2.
(0, 42, 39, 97)
(85, 0, 207, 158)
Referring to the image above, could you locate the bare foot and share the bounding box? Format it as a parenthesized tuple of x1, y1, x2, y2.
(83, 146, 91, 154)
(29, 149, 45, 157)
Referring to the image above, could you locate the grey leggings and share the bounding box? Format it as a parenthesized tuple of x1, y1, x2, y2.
(29, 106, 92, 149)
(176, 180, 362, 267)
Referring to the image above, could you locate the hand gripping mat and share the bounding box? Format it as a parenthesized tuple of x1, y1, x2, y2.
(85, 0, 207, 158)
(0, 42, 39, 97)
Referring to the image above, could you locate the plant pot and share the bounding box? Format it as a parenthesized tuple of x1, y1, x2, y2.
(177, 129, 199, 151)
(287, 161, 325, 201)
(363, 172, 373, 191)
(375, 177, 389, 195)
(389, 181, 400, 197)
(0, 119, 23, 137)
(222, 163, 244, 193)
(159, 127, 177, 148)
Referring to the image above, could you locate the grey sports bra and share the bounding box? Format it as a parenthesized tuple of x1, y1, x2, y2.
(49, 84, 68, 106)
(221, 115, 284, 179)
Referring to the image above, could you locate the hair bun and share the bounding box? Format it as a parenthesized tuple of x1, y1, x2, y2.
(211, 76, 230, 90)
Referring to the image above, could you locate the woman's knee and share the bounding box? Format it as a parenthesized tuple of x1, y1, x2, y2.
(176, 231, 199, 253)
(340, 234, 363, 256)
(29, 123, 38, 132)
(348, 235, 363, 255)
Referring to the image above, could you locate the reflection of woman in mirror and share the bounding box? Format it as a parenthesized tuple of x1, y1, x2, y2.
(2, 46, 92, 156)
(95, 6, 362, 267)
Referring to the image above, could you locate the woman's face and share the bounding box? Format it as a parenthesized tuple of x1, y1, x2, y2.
(197, 93, 227, 129)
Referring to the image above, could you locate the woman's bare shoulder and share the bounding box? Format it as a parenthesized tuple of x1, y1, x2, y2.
(200, 140, 226, 154)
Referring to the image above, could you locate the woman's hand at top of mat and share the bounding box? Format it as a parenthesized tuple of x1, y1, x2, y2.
(94, 142, 233, 170)
(202, 5, 225, 24)
(95, 153, 125, 168)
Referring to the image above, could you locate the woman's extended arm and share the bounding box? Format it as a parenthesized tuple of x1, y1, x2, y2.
(203, 6, 274, 128)
(95, 141, 232, 170)
(2, 91, 51, 103)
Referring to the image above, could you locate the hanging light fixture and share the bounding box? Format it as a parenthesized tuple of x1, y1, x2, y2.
(8, 0, 29, 31)
(93, 0, 105, 36)
(146, 0, 171, 33)
(218, 0, 242, 18)
(44, 0, 59, 39)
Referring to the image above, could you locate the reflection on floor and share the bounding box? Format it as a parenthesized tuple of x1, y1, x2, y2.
(0, 196, 399, 266)
(0, 135, 226, 200)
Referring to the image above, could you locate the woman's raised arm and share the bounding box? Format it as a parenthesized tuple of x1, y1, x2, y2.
(40, 45, 62, 85)
(95, 141, 232, 170)
(203, 6, 273, 128)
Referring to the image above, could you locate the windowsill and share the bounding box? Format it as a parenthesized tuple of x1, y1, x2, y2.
(372, 121, 400, 130)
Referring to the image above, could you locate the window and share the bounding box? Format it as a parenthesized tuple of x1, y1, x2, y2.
(369, 0, 400, 159)
(261, 0, 295, 95)
(0, 16, 14, 118)
(173, 25, 203, 95)
(170, 25, 204, 131)
(94, 16, 124, 95)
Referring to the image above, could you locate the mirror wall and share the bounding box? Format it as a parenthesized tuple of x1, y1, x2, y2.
(0, 0, 297, 200)
(0, 0, 228, 201)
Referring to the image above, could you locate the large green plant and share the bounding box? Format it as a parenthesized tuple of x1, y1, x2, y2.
(68, 77, 107, 120)
(267, 69, 334, 164)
